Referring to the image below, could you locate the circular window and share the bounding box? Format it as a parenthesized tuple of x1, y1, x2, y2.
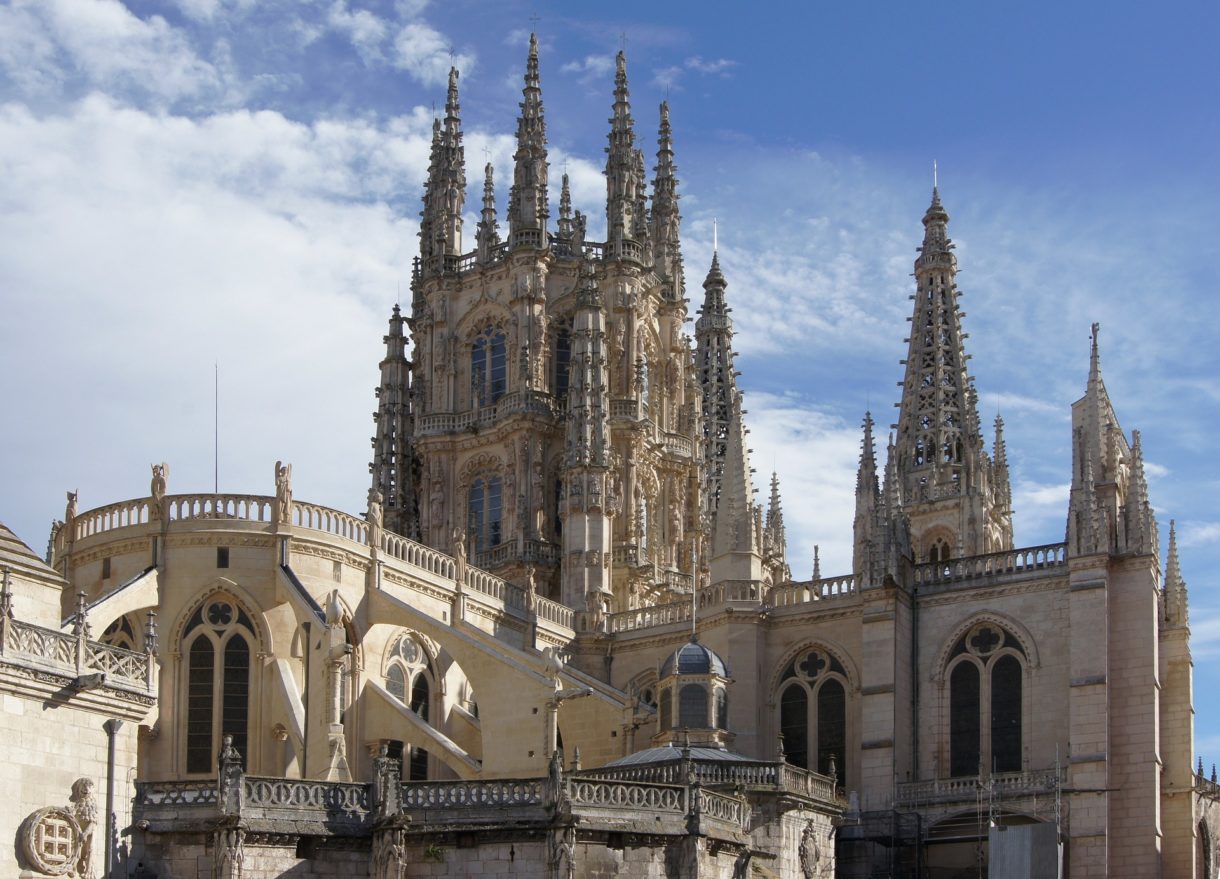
(206, 601, 234, 627)
(965, 624, 1002, 657)
(398, 637, 420, 664)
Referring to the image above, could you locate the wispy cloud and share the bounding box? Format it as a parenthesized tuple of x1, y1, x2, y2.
(1180, 522, 1220, 548)
(392, 22, 474, 87)
(328, 1, 389, 65)
(560, 54, 614, 85)
(652, 55, 737, 89)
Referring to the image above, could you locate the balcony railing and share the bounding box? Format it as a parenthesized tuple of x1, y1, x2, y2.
(913, 543, 1067, 588)
(895, 769, 1062, 806)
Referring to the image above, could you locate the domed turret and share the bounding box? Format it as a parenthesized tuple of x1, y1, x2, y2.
(653, 636, 733, 749)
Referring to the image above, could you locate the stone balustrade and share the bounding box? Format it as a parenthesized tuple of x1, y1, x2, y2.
(768, 575, 858, 607)
(606, 600, 691, 633)
(292, 501, 369, 545)
(913, 542, 1067, 588)
(587, 758, 840, 810)
(895, 769, 1062, 806)
(401, 778, 543, 810)
(243, 777, 371, 826)
(0, 614, 153, 693)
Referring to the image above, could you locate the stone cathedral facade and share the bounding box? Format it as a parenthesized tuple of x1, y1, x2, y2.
(1, 36, 1214, 879)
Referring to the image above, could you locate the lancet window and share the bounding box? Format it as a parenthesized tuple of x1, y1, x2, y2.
(777, 648, 849, 785)
(182, 595, 257, 774)
(553, 323, 572, 400)
(385, 633, 436, 781)
(468, 476, 503, 552)
(470, 326, 507, 406)
(946, 622, 1026, 777)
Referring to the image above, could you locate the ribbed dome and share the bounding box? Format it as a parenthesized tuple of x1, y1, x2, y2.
(660, 638, 728, 678)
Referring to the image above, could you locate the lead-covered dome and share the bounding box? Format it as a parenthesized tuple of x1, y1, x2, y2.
(660, 638, 728, 679)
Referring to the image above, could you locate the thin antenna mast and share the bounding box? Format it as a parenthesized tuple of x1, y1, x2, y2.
(214, 361, 219, 493)
(691, 542, 698, 641)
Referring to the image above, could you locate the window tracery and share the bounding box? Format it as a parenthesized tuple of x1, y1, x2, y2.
(181, 595, 256, 774)
(946, 622, 1026, 777)
(384, 633, 436, 781)
(777, 648, 850, 785)
(470, 325, 507, 406)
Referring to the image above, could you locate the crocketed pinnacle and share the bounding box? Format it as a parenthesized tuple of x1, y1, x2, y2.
(557, 172, 573, 238)
(476, 162, 500, 261)
(370, 304, 415, 538)
(508, 33, 548, 240)
(695, 250, 737, 517)
(1165, 520, 1189, 626)
(605, 50, 643, 249)
(650, 101, 683, 296)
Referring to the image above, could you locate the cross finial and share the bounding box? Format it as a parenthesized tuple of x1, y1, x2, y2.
(529, 12, 541, 29)
(619, 31, 628, 52)
(448, 45, 456, 62)
(482, 145, 492, 163)
(933, 159, 938, 190)
(713, 217, 718, 253)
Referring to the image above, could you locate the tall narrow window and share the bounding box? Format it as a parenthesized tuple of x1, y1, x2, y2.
(385, 634, 436, 782)
(950, 662, 981, 777)
(780, 684, 809, 770)
(659, 689, 672, 730)
(222, 636, 250, 765)
(817, 679, 846, 784)
(991, 655, 1022, 772)
(554, 326, 572, 400)
(409, 674, 430, 781)
(186, 638, 215, 774)
(182, 596, 256, 774)
(469, 477, 503, 552)
(471, 326, 507, 406)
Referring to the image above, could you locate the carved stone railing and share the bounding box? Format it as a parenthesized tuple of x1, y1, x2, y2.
(913, 543, 1067, 588)
(767, 575, 857, 607)
(380, 533, 456, 578)
(585, 758, 840, 808)
(699, 789, 748, 828)
(610, 398, 641, 420)
(464, 567, 527, 613)
(416, 391, 558, 435)
(134, 781, 219, 807)
(0, 616, 152, 693)
(243, 776, 371, 823)
(169, 493, 272, 524)
(569, 778, 684, 813)
(895, 769, 1061, 806)
(292, 501, 369, 545)
(535, 596, 574, 629)
(400, 778, 543, 810)
(662, 432, 694, 457)
(606, 600, 691, 633)
(70, 498, 152, 541)
(699, 580, 762, 607)
(660, 568, 693, 593)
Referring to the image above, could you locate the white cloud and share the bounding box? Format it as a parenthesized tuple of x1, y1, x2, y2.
(1180, 522, 1220, 549)
(685, 56, 735, 76)
(0, 95, 436, 548)
(560, 54, 614, 85)
(0, 0, 225, 105)
(653, 55, 737, 89)
(392, 22, 474, 87)
(328, 1, 389, 64)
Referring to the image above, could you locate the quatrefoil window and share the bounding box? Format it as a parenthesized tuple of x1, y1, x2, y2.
(798, 651, 827, 681)
(206, 601, 234, 627)
(966, 624, 1002, 657)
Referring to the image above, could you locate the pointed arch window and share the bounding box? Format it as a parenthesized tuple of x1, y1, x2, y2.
(947, 623, 1027, 777)
(554, 324, 572, 400)
(468, 476, 503, 552)
(471, 326, 507, 406)
(777, 649, 850, 786)
(385, 634, 436, 781)
(183, 596, 256, 774)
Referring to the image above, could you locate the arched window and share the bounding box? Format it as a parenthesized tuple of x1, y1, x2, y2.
(468, 476, 503, 552)
(947, 622, 1027, 777)
(182, 596, 256, 774)
(928, 537, 951, 564)
(776, 648, 851, 786)
(780, 685, 808, 768)
(678, 683, 707, 728)
(949, 661, 981, 777)
(715, 688, 728, 731)
(471, 326, 507, 406)
(384, 634, 436, 781)
(991, 655, 1022, 772)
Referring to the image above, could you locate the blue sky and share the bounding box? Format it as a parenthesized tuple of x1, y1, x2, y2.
(1, 0, 1218, 757)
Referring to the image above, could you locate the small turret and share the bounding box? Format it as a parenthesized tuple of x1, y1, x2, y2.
(476, 163, 501, 263)
(557, 172, 574, 241)
(1164, 520, 1189, 627)
(853, 412, 880, 578)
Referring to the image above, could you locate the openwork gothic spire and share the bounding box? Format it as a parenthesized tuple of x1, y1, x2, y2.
(1165, 520, 1189, 626)
(370, 305, 417, 538)
(508, 33, 548, 244)
(605, 51, 644, 255)
(891, 186, 1011, 558)
(650, 101, 683, 300)
(696, 250, 736, 516)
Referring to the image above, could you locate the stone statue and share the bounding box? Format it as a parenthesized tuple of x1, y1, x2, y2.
(150, 463, 167, 504)
(367, 489, 384, 545)
(274, 461, 293, 523)
(65, 490, 78, 523)
(452, 529, 467, 585)
(70, 777, 97, 879)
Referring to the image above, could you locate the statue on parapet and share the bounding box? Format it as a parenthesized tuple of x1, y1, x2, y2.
(150, 462, 168, 519)
(274, 461, 293, 523)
